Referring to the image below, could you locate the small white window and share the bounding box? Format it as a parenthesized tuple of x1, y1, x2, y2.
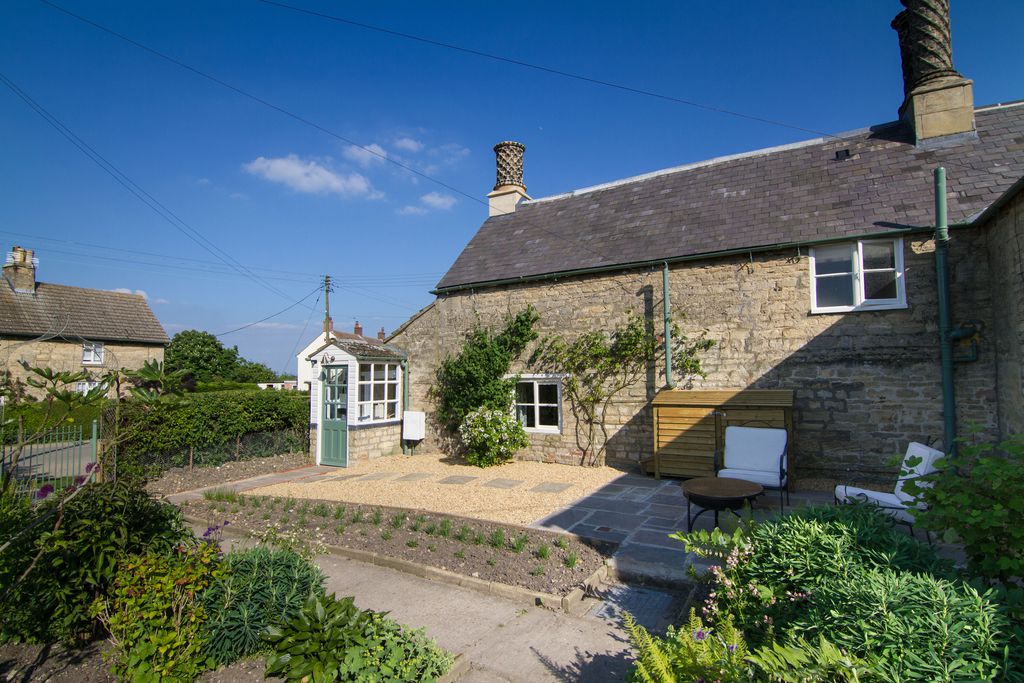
(515, 377, 562, 433)
(82, 342, 104, 365)
(75, 380, 100, 394)
(809, 239, 906, 313)
(357, 362, 400, 423)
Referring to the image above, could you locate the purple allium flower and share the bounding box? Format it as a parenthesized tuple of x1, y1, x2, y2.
(692, 628, 709, 642)
(73, 474, 87, 486)
(84, 462, 97, 473)
(35, 484, 54, 500)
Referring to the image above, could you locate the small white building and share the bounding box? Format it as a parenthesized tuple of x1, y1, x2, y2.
(296, 322, 386, 394)
(303, 325, 408, 467)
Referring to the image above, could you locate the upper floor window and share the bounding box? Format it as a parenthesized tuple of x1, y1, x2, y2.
(809, 239, 906, 313)
(82, 342, 105, 365)
(357, 362, 399, 422)
(515, 376, 562, 433)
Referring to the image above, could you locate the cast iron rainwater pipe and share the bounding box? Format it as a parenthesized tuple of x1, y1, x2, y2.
(934, 167, 957, 457)
(663, 262, 675, 389)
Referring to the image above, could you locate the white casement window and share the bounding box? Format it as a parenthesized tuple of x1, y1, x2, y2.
(515, 376, 562, 433)
(809, 239, 906, 313)
(75, 380, 100, 394)
(82, 342, 105, 365)
(357, 362, 400, 422)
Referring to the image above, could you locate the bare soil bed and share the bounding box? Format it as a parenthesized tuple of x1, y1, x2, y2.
(183, 493, 612, 596)
(146, 452, 310, 496)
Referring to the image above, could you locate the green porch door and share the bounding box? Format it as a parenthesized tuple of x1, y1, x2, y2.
(320, 366, 348, 467)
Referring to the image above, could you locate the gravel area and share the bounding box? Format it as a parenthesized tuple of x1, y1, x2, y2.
(146, 452, 310, 496)
(184, 496, 610, 596)
(249, 453, 630, 526)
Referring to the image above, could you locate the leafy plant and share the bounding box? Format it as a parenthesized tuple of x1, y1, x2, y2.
(381, 529, 393, 541)
(350, 510, 364, 524)
(201, 546, 325, 666)
(454, 549, 465, 560)
(530, 312, 713, 465)
(264, 593, 452, 681)
(431, 306, 539, 433)
(554, 537, 568, 550)
(406, 539, 419, 548)
(371, 510, 383, 525)
(455, 525, 471, 542)
(530, 565, 545, 576)
(439, 519, 452, 538)
(535, 544, 551, 560)
(459, 407, 529, 467)
(313, 503, 330, 517)
(625, 609, 751, 682)
(564, 552, 578, 569)
(510, 533, 529, 553)
(391, 513, 406, 529)
(202, 488, 239, 503)
(93, 542, 222, 682)
(489, 528, 506, 549)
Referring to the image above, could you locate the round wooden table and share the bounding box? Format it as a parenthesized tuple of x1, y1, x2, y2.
(681, 477, 764, 531)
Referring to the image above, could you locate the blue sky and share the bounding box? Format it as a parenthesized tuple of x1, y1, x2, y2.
(1, 1, 1021, 373)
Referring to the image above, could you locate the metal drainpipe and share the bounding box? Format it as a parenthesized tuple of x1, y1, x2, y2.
(663, 262, 675, 389)
(935, 167, 957, 456)
(400, 359, 410, 455)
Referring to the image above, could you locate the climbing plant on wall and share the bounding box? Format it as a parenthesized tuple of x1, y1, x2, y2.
(431, 306, 540, 434)
(530, 313, 713, 466)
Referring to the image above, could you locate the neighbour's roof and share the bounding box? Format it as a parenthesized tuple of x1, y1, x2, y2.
(306, 337, 406, 361)
(436, 102, 1024, 291)
(0, 282, 169, 344)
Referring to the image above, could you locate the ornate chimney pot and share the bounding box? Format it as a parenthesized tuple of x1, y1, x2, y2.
(487, 141, 531, 217)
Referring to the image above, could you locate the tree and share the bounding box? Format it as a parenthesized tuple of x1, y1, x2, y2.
(233, 360, 278, 383)
(530, 313, 714, 466)
(164, 330, 239, 382)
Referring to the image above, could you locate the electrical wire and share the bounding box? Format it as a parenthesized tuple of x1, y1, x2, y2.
(215, 283, 322, 337)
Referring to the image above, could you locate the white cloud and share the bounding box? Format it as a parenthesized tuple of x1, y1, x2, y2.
(153, 298, 170, 305)
(397, 205, 428, 216)
(110, 288, 148, 299)
(243, 154, 376, 197)
(342, 143, 387, 168)
(420, 192, 456, 210)
(250, 321, 303, 330)
(429, 143, 470, 165)
(393, 137, 424, 153)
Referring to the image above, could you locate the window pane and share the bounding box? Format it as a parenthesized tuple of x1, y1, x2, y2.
(387, 384, 397, 400)
(373, 365, 385, 381)
(386, 364, 397, 380)
(538, 383, 558, 404)
(517, 404, 535, 428)
(386, 401, 396, 418)
(360, 384, 372, 401)
(373, 403, 385, 419)
(538, 406, 559, 427)
(862, 242, 895, 270)
(359, 404, 371, 419)
(516, 382, 534, 404)
(816, 276, 855, 308)
(359, 364, 372, 382)
(864, 271, 898, 300)
(373, 384, 385, 400)
(814, 245, 854, 275)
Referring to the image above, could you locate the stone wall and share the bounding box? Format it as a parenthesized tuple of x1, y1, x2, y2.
(1, 338, 164, 397)
(308, 423, 404, 464)
(986, 190, 1024, 437)
(391, 230, 997, 486)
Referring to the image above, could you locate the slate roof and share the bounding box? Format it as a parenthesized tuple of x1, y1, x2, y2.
(0, 282, 169, 344)
(436, 102, 1024, 291)
(306, 337, 406, 361)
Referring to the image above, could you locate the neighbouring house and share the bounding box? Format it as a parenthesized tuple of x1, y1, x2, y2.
(257, 380, 298, 391)
(0, 245, 169, 399)
(301, 320, 408, 466)
(388, 1, 1024, 486)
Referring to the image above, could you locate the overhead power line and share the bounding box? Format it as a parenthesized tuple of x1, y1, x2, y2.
(215, 282, 323, 337)
(0, 70, 307, 307)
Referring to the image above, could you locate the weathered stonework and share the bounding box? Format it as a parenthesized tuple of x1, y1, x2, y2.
(308, 423, 404, 464)
(1, 338, 164, 397)
(985, 191, 1024, 436)
(391, 230, 997, 487)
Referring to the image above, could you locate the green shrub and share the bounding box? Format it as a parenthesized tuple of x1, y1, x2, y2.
(624, 609, 751, 682)
(458, 407, 529, 467)
(93, 541, 222, 681)
(263, 593, 452, 681)
(0, 480, 189, 643)
(201, 546, 325, 666)
(489, 528, 505, 548)
(313, 503, 330, 518)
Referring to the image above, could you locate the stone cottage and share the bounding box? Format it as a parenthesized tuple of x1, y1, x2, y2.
(389, 1, 1024, 485)
(0, 246, 169, 399)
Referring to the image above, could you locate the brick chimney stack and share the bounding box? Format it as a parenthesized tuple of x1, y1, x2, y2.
(3, 246, 37, 294)
(487, 141, 531, 217)
(377, 327, 386, 342)
(892, 0, 975, 146)
(354, 321, 363, 337)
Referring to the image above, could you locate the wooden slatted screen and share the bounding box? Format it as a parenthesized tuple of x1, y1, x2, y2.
(651, 389, 794, 480)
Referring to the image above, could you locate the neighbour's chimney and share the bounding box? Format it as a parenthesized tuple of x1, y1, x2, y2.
(487, 141, 531, 217)
(377, 327, 386, 342)
(892, 0, 975, 146)
(2, 246, 37, 294)
(354, 321, 363, 337)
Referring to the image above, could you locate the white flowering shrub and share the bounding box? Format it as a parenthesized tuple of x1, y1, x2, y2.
(458, 407, 528, 467)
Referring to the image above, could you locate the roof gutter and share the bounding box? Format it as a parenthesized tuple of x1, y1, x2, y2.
(431, 225, 951, 295)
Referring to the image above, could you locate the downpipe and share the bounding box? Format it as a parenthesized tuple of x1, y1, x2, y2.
(934, 167, 957, 457)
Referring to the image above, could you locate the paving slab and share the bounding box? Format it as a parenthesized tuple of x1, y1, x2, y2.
(483, 478, 525, 489)
(582, 510, 649, 533)
(530, 482, 573, 494)
(643, 502, 686, 518)
(589, 584, 685, 635)
(531, 507, 593, 532)
(611, 543, 696, 587)
(570, 496, 642, 514)
(356, 472, 397, 481)
(570, 524, 630, 544)
(438, 475, 478, 485)
(395, 472, 433, 482)
(647, 492, 686, 506)
(626, 529, 686, 550)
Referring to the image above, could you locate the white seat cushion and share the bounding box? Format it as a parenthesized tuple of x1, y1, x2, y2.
(894, 442, 944, 503)
(723, 426, 787, 472)
(834, 485, 917, 524)
(718, 468, 786, 489)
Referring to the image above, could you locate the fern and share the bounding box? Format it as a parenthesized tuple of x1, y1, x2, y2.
(623, 612, 676, 683)
(747, 635, 869, 682)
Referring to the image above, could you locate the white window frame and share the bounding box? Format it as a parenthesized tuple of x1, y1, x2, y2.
(82, 342, 105, 365)
(356, 362, 400, 424)
(809, 238, 906, 314)
(75, 380, 100, 395)
(513, 375, 563, 434)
